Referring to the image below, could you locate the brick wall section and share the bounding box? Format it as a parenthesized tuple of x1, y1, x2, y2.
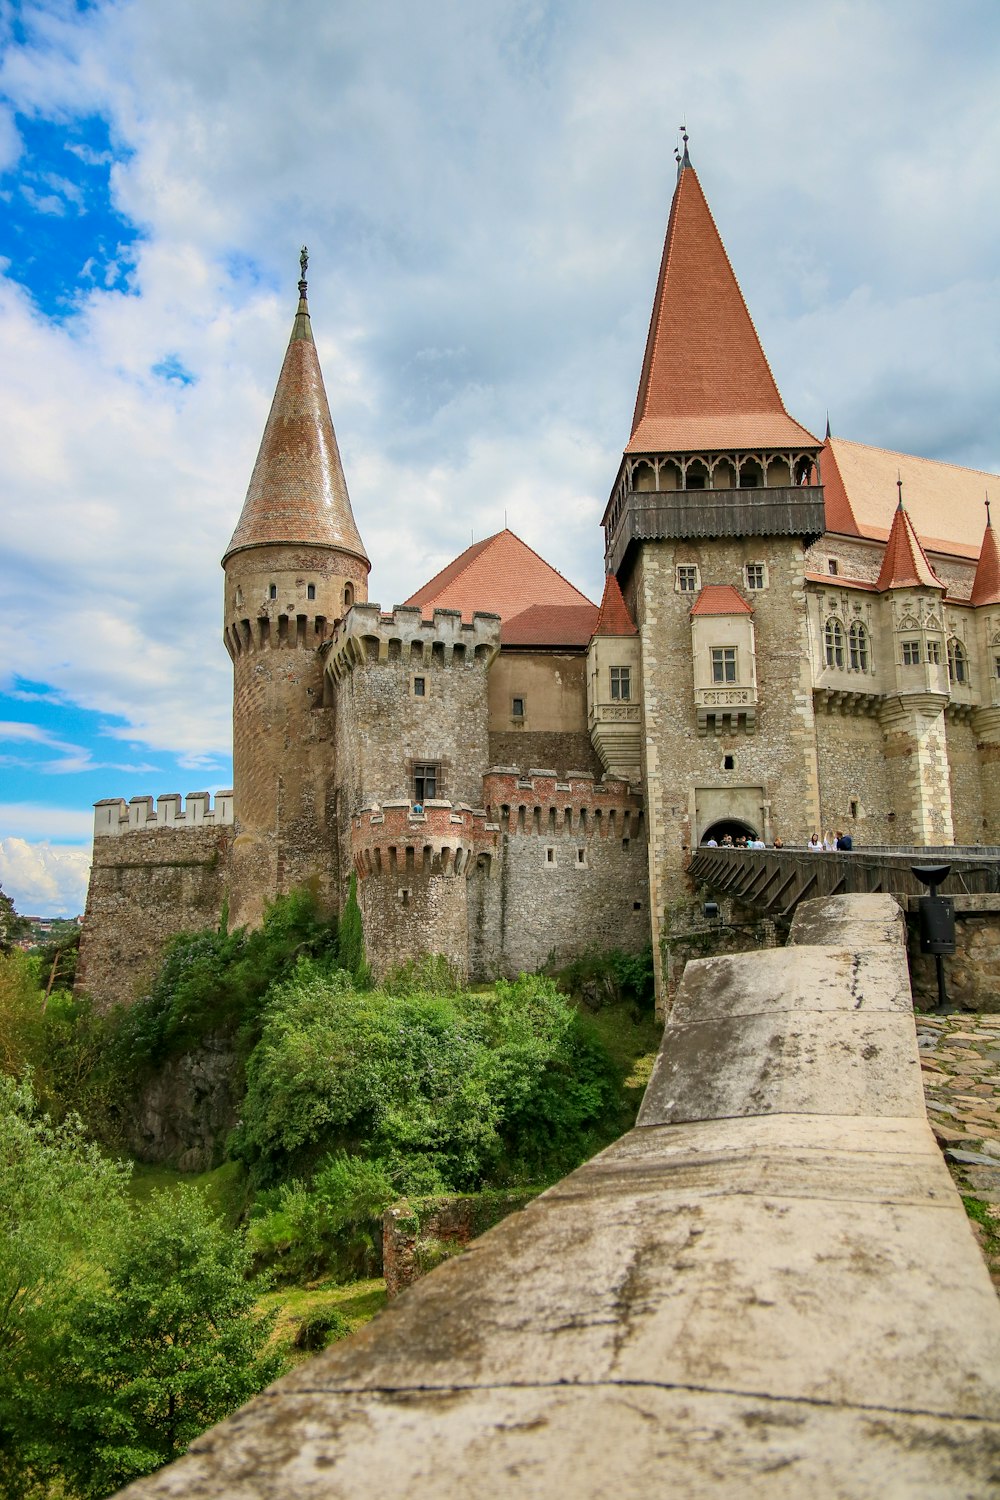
(77, 826, 228, 1011)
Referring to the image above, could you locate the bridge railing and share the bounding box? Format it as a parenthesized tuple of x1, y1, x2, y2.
(687, 845, 1000, 917)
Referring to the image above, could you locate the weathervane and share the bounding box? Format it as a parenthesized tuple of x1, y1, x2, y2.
(299, 245, 308, 299)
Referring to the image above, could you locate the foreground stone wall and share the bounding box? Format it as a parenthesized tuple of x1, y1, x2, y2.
(118, 893, 1000, 1498)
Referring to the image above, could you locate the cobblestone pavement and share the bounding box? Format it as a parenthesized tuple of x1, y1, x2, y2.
(917, 1010, 1000, 1292)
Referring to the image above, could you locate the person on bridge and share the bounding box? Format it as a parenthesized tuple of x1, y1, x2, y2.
(808, 833, 822, 851)
(836, 830, 853, 851)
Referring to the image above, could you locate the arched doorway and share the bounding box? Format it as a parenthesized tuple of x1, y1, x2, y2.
(701, 818, 758, 845)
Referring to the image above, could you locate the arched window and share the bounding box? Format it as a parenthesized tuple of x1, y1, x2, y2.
(824, 618, 845, 669)
(344, 583, 354, 610)
(848, 621, 869, 672)
(947, 637, 968, 685)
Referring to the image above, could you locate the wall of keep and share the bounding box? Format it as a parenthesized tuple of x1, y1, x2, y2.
(472, 771, 649, 977)
(358, 860, 470, 979)
(77, 822, 229, 1011)
(947, 713, 987, 846)
(487, 729, 601, 778)
(814, 704, 895, 844)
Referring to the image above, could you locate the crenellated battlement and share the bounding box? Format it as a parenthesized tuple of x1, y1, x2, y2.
(482, 768, 644, 838)
(93, 791, 234, 838)
(325, 604, 501, 682)
(351, 799, 500, 880)
(224, 611, 335, 658)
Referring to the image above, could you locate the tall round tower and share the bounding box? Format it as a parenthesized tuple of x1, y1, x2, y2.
(222, 250, 369, 925)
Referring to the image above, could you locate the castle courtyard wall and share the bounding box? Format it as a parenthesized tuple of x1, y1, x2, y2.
(814, 702, 895, 843)
(947, 712, 987, 846)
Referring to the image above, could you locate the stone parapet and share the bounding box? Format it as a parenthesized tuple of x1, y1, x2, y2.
(93, 791, 234, 838)
(351, 800, 499, 880)
(325, 604, 501, 682)
(482, 768, 643, 836)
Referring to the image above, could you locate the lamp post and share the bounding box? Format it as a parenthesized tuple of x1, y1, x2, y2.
(912, 864, 955, 1015)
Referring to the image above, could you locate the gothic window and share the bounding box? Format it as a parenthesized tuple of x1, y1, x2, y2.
(677, 565, 699, 593)
(824, 619, 845, 669)
(927, 640, 942, 665)
(711, 647, 737, 684)
(995, 653, 1000, 680)
(902, 639, 921, 666)
(739, 458, 763, 488)
(685, 460, 709, 490)
(947, 638, 969, 685)
(745, 563, 765, 591)
(413, 763, 439, 803)
(848, 621, 869, 672)
(610, 666, 631, 701)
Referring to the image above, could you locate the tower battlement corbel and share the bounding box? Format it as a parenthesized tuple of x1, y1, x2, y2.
(325, 605, 501, 682)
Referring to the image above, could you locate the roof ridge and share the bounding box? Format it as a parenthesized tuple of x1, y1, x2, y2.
(831, 436, 999, 481)
(493, 529, 595, 606)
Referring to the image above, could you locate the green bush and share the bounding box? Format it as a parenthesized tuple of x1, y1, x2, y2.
(234, 965, 619, 1194)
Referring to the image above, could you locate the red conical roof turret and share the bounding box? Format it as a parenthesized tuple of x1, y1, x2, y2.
(628, 141, 817, 454)
(875, 485, 943, 591)
(971, 502, 1000, 606)
(224, 250, 369, 568)
(592, 573, 638, 637)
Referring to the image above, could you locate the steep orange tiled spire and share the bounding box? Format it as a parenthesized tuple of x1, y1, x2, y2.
(223, 249, 369, 567)
(628, 141, 817, 454)
(875, 484, 943, 591)
(592, 573, 637, 637)
(971, 500, 1000, 606)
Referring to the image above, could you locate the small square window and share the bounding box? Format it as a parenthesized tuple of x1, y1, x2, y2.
(413, 763, 438, 802)
(610, 666, 630, 701)
(413, 676, 426, 697)
(902, 639, 921, 666)
(545, 847, 556, 864)
(745, 563, 765, 590)
(307, 583, 316, 600)
(827, 559, 839, 576)
(723, 754, 735, 771)
(677, 565, 699, 593)
(511, 696, 525, 718)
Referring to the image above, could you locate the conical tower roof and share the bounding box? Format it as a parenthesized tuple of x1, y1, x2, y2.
(628, 147, 817, 454)
(875, 491, 943, 591)
(224, 257, 369, 568)
(971, 508, 1000, 606)
(592, 573, 637, 637)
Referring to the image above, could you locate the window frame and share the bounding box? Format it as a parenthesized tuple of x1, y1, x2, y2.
(710, 646, 738, 684)
(676, 565, 700, 594)
(947, 637, 969, 685)
(824, 618, 845, 669)
(901, 639, 921, 666)
(744, 562, 766, 591)
(413, 762, 440, 803)
(609, 666, 631, 701)
(848, 620, 869, 672)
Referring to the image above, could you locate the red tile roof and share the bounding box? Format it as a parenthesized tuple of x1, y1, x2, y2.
(404, 530, 596, 649)
(224, 293, 368, 567)
(690, 584, 753, 616)
(592, 574, 637, 637)
(971, 522, 1000, 606)
(628, 162, 818, 456)
(501, 603, 600, 647)
(875, 502, 943, 591)
(822, 437, 996, 561)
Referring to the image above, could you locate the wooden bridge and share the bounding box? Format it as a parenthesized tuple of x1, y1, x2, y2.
(687, 844, 1000, 920)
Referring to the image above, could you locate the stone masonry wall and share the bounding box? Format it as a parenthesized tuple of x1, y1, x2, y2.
(906, 900, 1000, 1012)
(488, 729, 601, 779)
(947, 712, 987, 846)
(814, 703, 895, 844)
(78, 825, 229, 1011)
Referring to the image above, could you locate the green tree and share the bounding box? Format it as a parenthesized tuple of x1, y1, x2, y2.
(0, 882, 29, 953)
(0, 1073, 130, 1497)
(58, 1187, 282, 1498)
(337, 872, 368, 985)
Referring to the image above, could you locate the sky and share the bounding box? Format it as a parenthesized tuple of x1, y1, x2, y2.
(1, 0, 998, 916)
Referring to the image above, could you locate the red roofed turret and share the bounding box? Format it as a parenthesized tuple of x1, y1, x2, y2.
(875, 488, 943, 592)
(224, 252, 368, 568)
(592, 573, 637, 637)
(971, 507, 1000, 607)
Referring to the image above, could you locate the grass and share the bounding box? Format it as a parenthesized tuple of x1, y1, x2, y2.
(260, 1277, 388, 1367)
(574, 999, 662, 1126)
(127, 1158, 248, 1226)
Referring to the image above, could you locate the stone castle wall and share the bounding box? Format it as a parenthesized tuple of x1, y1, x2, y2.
(813, 702, 895, 843)
(77, 794, 232, 1011)
(946, 712, 987, 846)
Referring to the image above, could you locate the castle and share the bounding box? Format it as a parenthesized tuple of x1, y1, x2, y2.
(77, 143, 1000, 1010)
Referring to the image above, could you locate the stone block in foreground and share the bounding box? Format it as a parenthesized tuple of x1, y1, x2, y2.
(117, 895, 1000, 1498)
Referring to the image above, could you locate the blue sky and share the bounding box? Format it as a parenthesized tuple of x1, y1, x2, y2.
(1, 0, 999, 914)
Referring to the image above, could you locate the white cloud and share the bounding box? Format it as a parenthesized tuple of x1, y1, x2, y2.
(0, 836, 91, 916)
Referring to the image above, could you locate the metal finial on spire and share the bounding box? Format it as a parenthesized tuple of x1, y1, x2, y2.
(298, 245, 308, 299)
(987, 492, 993, 529)
(825, 412, 831, 440)
(896, 472, 904, 509)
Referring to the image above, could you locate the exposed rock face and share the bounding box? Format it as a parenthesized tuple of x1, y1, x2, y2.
(125, 1038, 240, 1172)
